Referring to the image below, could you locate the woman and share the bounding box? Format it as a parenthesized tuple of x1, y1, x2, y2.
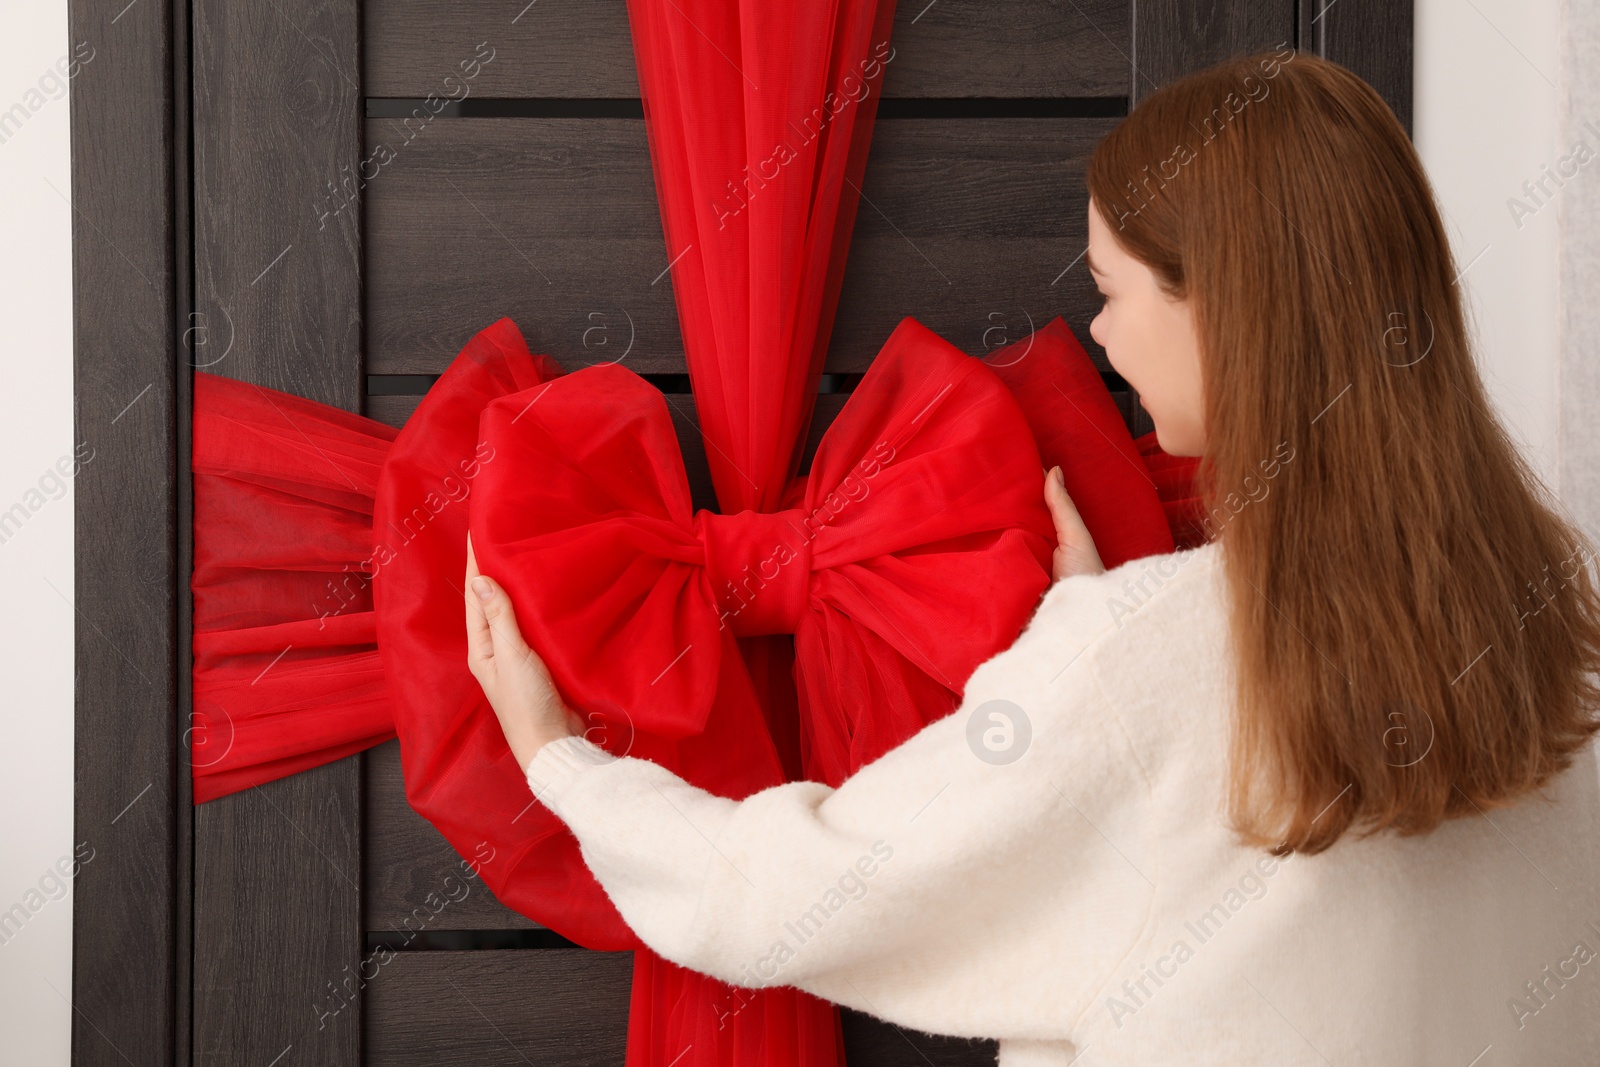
(465, 52, 1600, 1065)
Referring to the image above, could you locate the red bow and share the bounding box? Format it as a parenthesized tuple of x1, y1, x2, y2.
(189, 308, 1184, 1067)
(469, 315, 1055, 788)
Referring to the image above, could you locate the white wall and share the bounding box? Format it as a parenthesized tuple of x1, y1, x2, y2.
(1414, 1, 1600, 803)
(0, 1, 78, 1064)
(1558, 0, 1600, 528)
(1415, 0, 1562, 490)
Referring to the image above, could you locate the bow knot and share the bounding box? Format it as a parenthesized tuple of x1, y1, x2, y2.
(694, 508, 812, 637)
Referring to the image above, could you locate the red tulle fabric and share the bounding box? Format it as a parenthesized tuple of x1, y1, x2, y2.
(190, 372, 398, 802)
(188, 2, 1203, 1064)
(1134, 430, 1208, 549)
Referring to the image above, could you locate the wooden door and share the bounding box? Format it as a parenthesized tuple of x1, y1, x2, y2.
(71, 2, 1412, 1063)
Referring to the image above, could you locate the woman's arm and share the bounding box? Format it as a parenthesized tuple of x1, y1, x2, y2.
(519, 588, 1159, 1046)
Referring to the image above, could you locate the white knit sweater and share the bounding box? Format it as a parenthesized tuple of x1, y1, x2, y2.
(525, 538, 1600, 1066)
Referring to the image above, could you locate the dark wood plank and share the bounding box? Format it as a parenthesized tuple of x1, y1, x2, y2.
(364, 949, 633, 1066)
(1131, 0, 1295, 97)
(830, 118, 1115, 371)
(69, 0, 182, 1061)
(360, 946, 997, 1067)
(365, 116, 1116, 378)
(364, 0, 1131, 100)
(840, 1008, 999, 1066)
(190, 0, 365, 1062)
(365, 738, 539, 931)
(1302, 0, 1414, 136)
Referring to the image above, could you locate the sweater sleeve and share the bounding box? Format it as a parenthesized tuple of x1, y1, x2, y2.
(524, 580, 1160, 1045)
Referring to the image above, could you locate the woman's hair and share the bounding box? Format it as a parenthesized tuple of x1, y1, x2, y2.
(1087, 49, 1600, 854)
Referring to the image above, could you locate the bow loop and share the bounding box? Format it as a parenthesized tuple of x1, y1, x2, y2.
(789, 317, 1056, 687)
(469, 365, 725, 741)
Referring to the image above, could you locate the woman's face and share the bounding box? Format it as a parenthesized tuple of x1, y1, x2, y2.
(1086, 198, 1207, 457)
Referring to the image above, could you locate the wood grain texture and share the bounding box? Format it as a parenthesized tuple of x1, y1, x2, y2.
(839, 1008, 999, 1066)
(364, 0, 1132, 100)
(364, 949, 633, 1065)
(1131, 0, 1295, 99)
(190, 0, 365, 1063)
(364, 116, 1117, 378)
(1302, 0, 1414, 135)
(360, 948, 999, 1067)
(68, 0, 181, 1061)
(365, 739, 540, 931)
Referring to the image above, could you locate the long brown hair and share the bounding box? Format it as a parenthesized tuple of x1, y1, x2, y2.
(1087, 49, 1600, 854)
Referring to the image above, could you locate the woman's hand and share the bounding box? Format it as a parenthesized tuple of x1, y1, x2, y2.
(1044, 465, 1106, 581)
(465, 532, 587, 775)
